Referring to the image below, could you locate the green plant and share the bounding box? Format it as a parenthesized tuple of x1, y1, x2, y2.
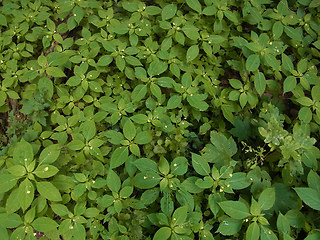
(0, 0, 320, 239)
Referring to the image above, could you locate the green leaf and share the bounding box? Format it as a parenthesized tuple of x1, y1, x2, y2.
(13, 141, 34, 166)
(313, 40, 320, 50)
(7, 165, 26, 177)
(0, 213, 22, 228)
(38, 144, 61, 165)
(254, 72, 266, 95)
(167, 95, 182, 109)
(239, 92, 248, 108)
(32, 217, 58, 233)
(224, 10, 239, 23)
(264, 54, 280, 70)
(172, 206, 188, 226)
(310, 0, 320, 7)
(133, 172, 161, 189)
(246, 54, 260, 72)
(182, 24, 200, 41)
(0, 14, 7, 26)
(272, 21, 283, 39)
(97, 195, 114, 208)
(122, 1, 138, 12)
(294, 187, 320, 210)
(281, 54, 294, 73)
(110, 147, 129, 169)
(123, 119, 136, 141)
(171, 157, 188, 175)
(186, 0, 202, 13)
(107, 169, 121, 193)
(150, 83, 162, 100)
(218, 201, 250, 220)
(0, 226, 8, 240)
(51, 204, 69, 217)
(36, 182, 62, 202)
(283, 76, 296, 94)
(0, 174, 18, 193)
(187, 94, 209, 111)
(227, 172, 251, 190)
(18, 178, 34, 211)
(299, 107, 312, 123)
(97, 55, 113, 66)
(115, 55, 126, 71)
(246, 222, 260, 240)
(277, 213, 290, 234)
(34, 165, 59, 178)
(146, 6, 162, 15)
(305, 233, 320, 240)
(191, 153, 210, 176)
(67, 140, 85, 151)
(296, 97, 313, 107)
(81, 120, 96, 141)
(258, 187, 275, 210)
(186, 45, 199, 62)
(153, 227, 171, 240)
(46, 67, 66, 77)
(217, 218, 242, 236)
(132, 84, 147, 102)
(284, 26, 303, 41)
(208, 35, 227, 44)
(131, 114, 148, 124)
(148, 60, 168, 77)
(0, 91, 6, 106)
(260, 226, 278, 240)
(84, 207, 100, 218)
(135, 131, 152, 145)
(229, 79, 243, 89)
(161, 4, 177, 20)
(134, 158, 158, 172)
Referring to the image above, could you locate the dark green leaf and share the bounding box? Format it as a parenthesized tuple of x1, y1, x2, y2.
(254, 72, 266, 95)
(218, 201, 250, 220)
(110, 147, 129, 169)
(161, 4, 177, 20)
(191, 153, 210, 176)
(294, 187, 320, 210)
(32, 217, 58, 233)
(36, 182, 62, 202)
(186, 45, 199, 62)
(186, 0, 202, 13)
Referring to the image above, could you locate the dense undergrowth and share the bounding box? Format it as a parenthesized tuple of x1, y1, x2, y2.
(0, 0, 320, 239)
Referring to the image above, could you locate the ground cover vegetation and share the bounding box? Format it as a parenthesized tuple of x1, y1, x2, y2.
(0, 0, 320, 239)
